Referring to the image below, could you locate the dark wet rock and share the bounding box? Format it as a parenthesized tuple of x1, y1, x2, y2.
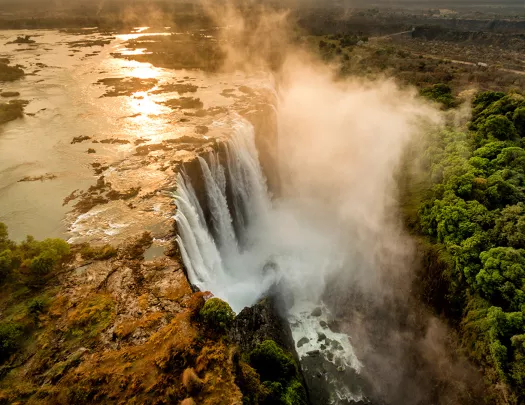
(230, 295, 297, 356)
(151, 83, 198, 95)
(320, 320, 328, 328)
(162, 97, 203, 110)
(87, 148, 96, 154)
(122, 113, 141, 119)
(238, 85, 256, 96)
(195, 125, 209, 135)
(330, 340, 344, 351)
(63, 190, 80, 206)
(297, 337, 310, 348)
(1, 91, 20, 97)
(68, 39, 111, 48)
(8, 35, 35, 44)
(18, 173, 57, 182)
(184, 108, 207, 117)
(307, 350, 320, 357)
(317, 332, 326, 342)
(0, 62, 24, 82)
(74, 195, 109, 213)
(96, 77, 157, 97)
(134, 143, 171, 156)
(311, 307, 322, 317)
(100, 138, 130, 144)
(71, 135, 91, 144)
(112, 34, 226, 72)
(106, 187, 140, 201)
(328, 319, 342, 332)
(0, 100, 27, 124)
(166, 135, 210, 145)
(221, 89, 236, 98)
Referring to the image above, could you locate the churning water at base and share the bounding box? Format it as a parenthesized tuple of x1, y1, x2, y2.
(174, 118, 365, 404)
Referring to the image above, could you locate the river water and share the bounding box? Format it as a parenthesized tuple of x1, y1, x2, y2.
(0, 28, 269, 242)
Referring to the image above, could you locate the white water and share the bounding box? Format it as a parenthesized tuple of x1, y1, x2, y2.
(174, 117, 364, 403)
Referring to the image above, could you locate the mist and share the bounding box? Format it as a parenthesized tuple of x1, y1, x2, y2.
(168, 2, 491, 404)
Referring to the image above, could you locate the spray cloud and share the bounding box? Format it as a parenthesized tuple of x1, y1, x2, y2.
(175, 2, 487, 404)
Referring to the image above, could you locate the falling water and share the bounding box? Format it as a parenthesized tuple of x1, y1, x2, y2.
(174, 118, 365, 404)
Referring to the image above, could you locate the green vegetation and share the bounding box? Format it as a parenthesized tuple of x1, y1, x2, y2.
(249, 340, 296, 383)
(199, 297, 235, 332)
(318, 34, 367, 62)
(414, 91, 525, 403)
(66, 293, 115, 339)
(0, 322, 23, 362)
(79, 243, 117, 261)
(238, 340, 307, 405)
(0, 223, 72, 367)
(420, 83, 458, 109)
(0, 223, 70, 284)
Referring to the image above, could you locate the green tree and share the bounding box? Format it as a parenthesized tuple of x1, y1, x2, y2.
(493, 203, 525, 249)
(0, 249, 13, 282)
(477, 248, 525, 311)
(478, 115, 518, 142)
(513, 107, 525, 137)
(420, 83, 457, 109)
(199, 298, 235, 332)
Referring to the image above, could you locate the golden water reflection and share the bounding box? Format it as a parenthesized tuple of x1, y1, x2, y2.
(129, 91, 164, 116)
(116, 32, 171, 42)
(128, 62, 162, 79)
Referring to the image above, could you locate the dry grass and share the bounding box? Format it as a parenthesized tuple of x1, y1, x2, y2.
(114, 311, 164, 339)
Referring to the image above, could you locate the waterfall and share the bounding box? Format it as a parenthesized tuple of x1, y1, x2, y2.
(174, 119, 277, 311)
(174, 118, 365, 404)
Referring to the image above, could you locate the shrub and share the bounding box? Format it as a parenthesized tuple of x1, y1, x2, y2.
(0, 249, 13, 282)
(0, 322, 23, 362)
(237, 361, 266, 404)
(513, 107, 525, 137)
(27, 238, 70, 276)
(421, 83, 457, 109)
(282, 379, 308, 405)
(199, 298, 235, 332)
(0, 222, 8, 249)
(249, 340, 296, 384)
(30, 255, 54, 276)
(261, 381, 284, 405)
(28, 298, 46, 317)
(80, 244, 117, 261)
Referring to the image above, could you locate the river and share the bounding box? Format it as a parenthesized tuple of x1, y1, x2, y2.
(0, 27, 269, 243)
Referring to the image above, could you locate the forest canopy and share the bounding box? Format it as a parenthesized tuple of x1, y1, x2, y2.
(416, 91, 525, 402)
